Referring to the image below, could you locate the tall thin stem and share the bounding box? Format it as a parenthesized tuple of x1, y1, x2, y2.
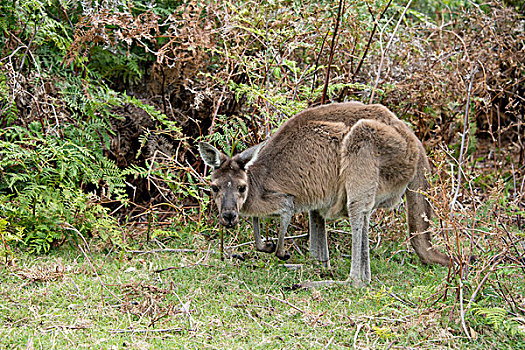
(320, 0, 345, 105)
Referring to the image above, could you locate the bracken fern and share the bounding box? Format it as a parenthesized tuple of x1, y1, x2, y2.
(0, 120, 128, 253)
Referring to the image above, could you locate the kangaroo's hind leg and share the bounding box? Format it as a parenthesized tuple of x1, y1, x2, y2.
(341, 124, 378, 286)
(309, 210, 330, 268)
(346, 184, 375, 287)
(360, 211, 372, 283)
(348, 208, 373, 287)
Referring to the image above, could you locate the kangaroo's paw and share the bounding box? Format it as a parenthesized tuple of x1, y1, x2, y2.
(276, 250, 291, 261)
(257, 242, 276, 253)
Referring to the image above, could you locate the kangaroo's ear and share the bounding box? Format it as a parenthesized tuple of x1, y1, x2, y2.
(235, 141, 266, 170)
(198, 142, 227, 169)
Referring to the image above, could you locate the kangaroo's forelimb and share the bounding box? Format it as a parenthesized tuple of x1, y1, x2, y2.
(252, 217, 276, 253)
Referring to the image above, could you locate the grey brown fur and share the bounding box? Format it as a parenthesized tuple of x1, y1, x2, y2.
(199, 102, 450, 286)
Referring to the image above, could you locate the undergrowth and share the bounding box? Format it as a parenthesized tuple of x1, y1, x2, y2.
(0, 119, 126, 253)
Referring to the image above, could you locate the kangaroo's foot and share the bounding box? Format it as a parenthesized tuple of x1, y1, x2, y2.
(320, 260, 331, 269)
(349, 269, 370, 289)
(312, 258, 331, 270)
(256, 242, 276, 253)
(418, 248, 451, 266)
(349, 276, 367, 289)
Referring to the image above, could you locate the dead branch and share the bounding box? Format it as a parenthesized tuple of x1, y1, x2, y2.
(450, 68, 476, 210)
(320, 0, 345, 105)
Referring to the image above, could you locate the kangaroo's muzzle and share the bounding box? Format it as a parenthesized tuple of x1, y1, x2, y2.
(221, 210, 238, 228)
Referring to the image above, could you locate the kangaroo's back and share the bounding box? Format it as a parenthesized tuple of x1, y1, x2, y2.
(250, 114, 347, 210)
(247, 102, 421, 212)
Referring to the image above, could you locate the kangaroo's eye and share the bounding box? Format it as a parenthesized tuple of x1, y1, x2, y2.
(238, 185, 246, 193)
(211, 185, 219, 193)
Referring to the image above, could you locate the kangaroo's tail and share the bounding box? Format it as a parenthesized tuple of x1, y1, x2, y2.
(405, 147, 450, 266)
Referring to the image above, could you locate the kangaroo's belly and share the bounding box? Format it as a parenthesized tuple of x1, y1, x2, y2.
(314, 182, 408, 219)
(375, 182, 408, 210)
(294, 188, 348, 220)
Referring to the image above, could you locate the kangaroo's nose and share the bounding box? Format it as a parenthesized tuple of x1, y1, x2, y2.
(222, 211, 238, 227)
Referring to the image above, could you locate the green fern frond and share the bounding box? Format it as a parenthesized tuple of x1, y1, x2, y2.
(473, 306, 525, 336)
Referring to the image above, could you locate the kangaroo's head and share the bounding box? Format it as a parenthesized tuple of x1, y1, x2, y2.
(198, 142, 264, 228)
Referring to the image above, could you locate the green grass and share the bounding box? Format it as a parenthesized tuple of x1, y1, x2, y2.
(1, 222, 524, 349)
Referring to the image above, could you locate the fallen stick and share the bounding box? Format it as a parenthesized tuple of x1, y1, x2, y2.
(288, 280, 349, 290)
(230, 233, 308, 249)
(109, 328, 183, 334)
(127, 248, 196, 254)
(154, 264, 215, 273)
(267, 294, 307, 314)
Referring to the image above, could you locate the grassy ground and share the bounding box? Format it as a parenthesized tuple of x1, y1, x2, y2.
(1, 219, 524, 349)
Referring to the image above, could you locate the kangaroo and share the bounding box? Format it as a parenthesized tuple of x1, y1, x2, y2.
(199, 102, 450, 286)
